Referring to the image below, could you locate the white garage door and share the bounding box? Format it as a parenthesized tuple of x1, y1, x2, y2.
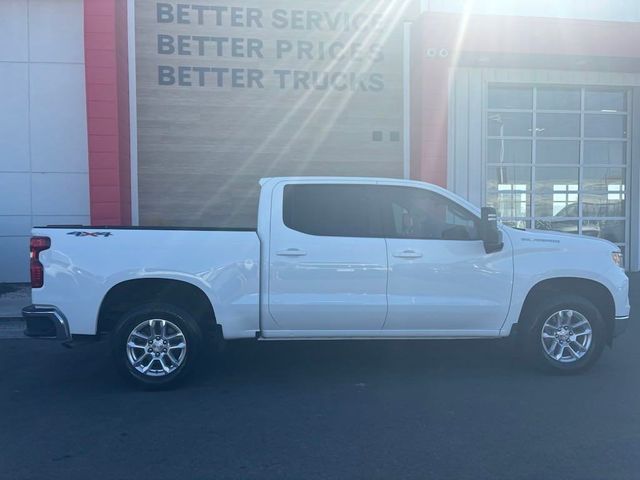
(486, 84, 631, 267)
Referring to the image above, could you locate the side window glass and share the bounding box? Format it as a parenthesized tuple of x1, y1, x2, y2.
(283, 184, 383, 238)
(383, 187, 480, 240)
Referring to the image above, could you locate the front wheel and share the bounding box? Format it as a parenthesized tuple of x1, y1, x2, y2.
(111, 303, 203, 388)
(525, 295, 606, 373)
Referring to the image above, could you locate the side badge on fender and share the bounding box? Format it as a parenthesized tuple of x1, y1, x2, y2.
(67, 231, 113, 237)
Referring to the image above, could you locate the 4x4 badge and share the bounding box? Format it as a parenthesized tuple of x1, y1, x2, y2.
(67, 231, 113, 237)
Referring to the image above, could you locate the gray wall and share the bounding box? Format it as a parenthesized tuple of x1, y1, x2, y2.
(0, 0, 89, 282)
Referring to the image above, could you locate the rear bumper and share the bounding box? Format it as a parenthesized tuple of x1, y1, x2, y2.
(22, 305, 71, 342)
(613, 314, 630, 338)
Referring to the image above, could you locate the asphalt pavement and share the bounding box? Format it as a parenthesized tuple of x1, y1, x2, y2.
(0, 276, 638, 479)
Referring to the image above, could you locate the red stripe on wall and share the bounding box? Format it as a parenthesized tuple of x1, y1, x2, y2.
(84, 0, 130, 225)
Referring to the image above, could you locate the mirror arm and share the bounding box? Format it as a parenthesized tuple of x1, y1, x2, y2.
(483, 238, 504, 254)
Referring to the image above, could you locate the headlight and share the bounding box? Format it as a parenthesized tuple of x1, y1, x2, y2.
(612, 251, 624, 268)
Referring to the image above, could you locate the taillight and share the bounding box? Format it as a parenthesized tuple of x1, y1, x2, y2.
(30, 236, 50, 288)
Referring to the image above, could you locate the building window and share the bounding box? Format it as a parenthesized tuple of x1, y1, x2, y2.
(486, 85, 630, 262)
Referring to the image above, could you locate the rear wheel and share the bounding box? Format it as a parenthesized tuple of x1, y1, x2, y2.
(111, 303, 203, 388)
(524, 295, 606, 373)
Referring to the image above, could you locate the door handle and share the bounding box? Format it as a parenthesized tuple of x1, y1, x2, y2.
(276, 248, 307, 257)
(393, 249, 423, 259)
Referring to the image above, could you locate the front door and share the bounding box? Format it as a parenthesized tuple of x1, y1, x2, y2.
(266, 182, 388, 335)
(380, 184, 513, 335)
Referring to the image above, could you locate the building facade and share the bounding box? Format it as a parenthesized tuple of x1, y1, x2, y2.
(1, 0, 639, 281)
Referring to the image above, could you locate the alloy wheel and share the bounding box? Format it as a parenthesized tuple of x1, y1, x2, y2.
(540, 309, 593, 363)
(126, 319, 187, 377)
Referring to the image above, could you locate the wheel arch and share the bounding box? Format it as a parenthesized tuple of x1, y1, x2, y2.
(97, 278, 218, 337)
(517, 277, 615, 343)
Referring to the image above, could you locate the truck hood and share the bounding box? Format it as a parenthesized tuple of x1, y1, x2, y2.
(502, 226, 620, 252)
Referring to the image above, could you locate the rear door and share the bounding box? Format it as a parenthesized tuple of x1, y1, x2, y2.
(266, 182, 388, 335)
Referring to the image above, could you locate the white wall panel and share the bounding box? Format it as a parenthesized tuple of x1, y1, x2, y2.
(0, 1, 28, 62)
(30, 63, 88, 173)
(0, 237, 29, 282)
(424, 0, 640, 22)
(0, 173, 31, 215)
(448, 68, 485, 204)
(0, 63, 30, 172)
(0, 216, 32, 237)
(28, 0, 85, 64)
(467, 69, 484, 207)
(450, 69, 469, 197)
(31, 173, 90, 216)
(0, 237, 30, 282)
(483, 69, 640, 87)
(0, 0, 88, 283)
(630, 88, 640, 272)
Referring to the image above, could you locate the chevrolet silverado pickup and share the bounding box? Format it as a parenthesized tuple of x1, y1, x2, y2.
(23, 177, 631, 387)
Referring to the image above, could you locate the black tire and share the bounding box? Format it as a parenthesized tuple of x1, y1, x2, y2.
(111, 303, 203, 388)
(523, 294, 606, 374)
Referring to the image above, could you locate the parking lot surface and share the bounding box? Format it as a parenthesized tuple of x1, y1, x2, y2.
(0, 276, 638, 480)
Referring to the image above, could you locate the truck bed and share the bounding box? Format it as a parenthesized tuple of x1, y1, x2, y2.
(32, 226, 261, 338)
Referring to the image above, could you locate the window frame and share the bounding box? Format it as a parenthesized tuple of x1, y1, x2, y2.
(281, 183, 481, 242)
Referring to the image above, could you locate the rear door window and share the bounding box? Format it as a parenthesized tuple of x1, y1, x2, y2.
(283, 184, 384, 238)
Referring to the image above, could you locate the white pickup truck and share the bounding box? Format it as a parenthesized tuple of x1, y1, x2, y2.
(24, 177, 630, 387)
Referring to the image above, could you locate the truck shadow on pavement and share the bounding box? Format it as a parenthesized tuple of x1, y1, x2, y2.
(12, 336, 530, 393)
(203, 338, 523, 381)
